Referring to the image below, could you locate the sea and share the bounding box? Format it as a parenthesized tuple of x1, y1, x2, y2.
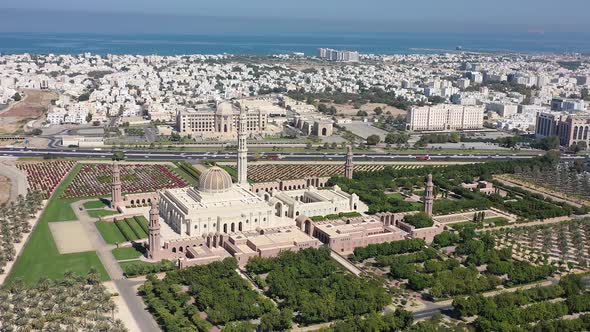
(1, 32, 590, 56)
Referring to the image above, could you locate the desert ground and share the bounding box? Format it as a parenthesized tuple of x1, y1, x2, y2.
(0, 89, 57, 135)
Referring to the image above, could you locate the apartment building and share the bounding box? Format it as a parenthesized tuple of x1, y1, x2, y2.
(317, 48, 360, 62)
(406, 104, 484, 131)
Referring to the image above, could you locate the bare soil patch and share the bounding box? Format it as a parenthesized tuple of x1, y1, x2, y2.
(49, 221, 94, 254)
(0, 90, 57, 135)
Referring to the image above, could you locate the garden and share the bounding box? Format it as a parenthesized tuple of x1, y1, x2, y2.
(225, 163, 432, 183)
(0, 270, 127, 331)
(492, 218, 590, 270)
(17, 160, 77, 199)
(7, 163, 110, 285)
(0, 191, 44, 273)
(245, 246, 391, 325)
(512, 160, 590, 200)
(330, 155, 587, 219)
(453, 274, 590, 331)
(95, 216, 149, 244)
(62, 164, 188, 198)
(139, 258, 276, 330)
(351, 231, 557, 301)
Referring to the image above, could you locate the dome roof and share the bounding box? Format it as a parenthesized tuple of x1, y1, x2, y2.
(199, 166, 233, 193)
(216, 102, 233, 114)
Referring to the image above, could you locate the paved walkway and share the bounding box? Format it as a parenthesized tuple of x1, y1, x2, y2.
(330, 250, 362, 276)
(0, 158, 28, 202)
(71, 200, 160, 332)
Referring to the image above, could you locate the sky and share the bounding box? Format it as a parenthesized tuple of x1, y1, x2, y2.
(1, 0, 589, 35)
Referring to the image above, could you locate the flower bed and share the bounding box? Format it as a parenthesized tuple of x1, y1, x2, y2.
(226, 164, 389, 183)
(17, 160, 77, 199)
(62, 164, 187, 198)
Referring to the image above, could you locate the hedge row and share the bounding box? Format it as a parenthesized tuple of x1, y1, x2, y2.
(115, 219, 138, 241)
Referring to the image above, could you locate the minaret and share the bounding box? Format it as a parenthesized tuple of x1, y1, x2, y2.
(424, 174, 434, 216)
(111, 161, 123, 210)
(148, 198, 161, 260)
(237, 106, 248, 186)
(344, 145, 354, 179)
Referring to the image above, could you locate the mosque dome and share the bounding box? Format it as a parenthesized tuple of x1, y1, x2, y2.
(198, 166, 233, 193)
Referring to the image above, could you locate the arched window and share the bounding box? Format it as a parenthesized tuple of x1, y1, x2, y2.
(223, 224, 228, 233)
(172, 247, 177, 253)
(238, 222, 243, 231)
(231, 223, 235, 232)
(322, 128, 327, 136)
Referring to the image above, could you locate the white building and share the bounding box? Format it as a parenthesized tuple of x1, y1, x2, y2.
(46, 108, 68, 125)
(406, 104, 484, 131)
(159, 113, 362, 238)
(485, 102, 518, 117)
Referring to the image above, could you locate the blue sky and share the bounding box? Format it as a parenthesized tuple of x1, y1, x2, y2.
(1, 0, 589, 34)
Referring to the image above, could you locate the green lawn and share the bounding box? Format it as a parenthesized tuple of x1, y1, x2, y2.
(96, 221, 127, 244)
(484, 217, 510, 226)
(6, 164, 110, 285)
(172, 166, 199, 186)
(115, 219, 139, 241)
(88, 209, 119, 218)
(112, 246, 146, 260)
(126, 218, 148, 238)
(83, 200, 109, 209)
(45, 197, 79, 223)
(387, 192, 405, 200)
(135, 216, 149, 234)
(410, 202, 423, 210)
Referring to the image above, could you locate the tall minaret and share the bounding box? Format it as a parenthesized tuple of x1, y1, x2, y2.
(148, 198, 161, 260)
(237, 106, 248, 186)
(111, 161, 123, 210)
(424, 174, 434, 216)
(344, 145, 354, 179)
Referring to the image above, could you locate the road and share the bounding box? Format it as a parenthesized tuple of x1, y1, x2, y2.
(1, 146, 586, 163)
(72, 200, 160, 332)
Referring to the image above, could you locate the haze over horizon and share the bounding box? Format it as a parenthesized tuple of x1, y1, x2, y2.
(0, 0, 589, 35)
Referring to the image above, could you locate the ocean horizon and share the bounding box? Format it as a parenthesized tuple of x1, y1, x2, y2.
(1, 32, 590, 56)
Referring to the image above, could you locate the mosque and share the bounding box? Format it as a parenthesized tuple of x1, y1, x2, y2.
(122, 105, 363, 267)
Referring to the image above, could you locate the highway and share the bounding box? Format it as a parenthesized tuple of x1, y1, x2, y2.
(1, 146, 586, 162)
